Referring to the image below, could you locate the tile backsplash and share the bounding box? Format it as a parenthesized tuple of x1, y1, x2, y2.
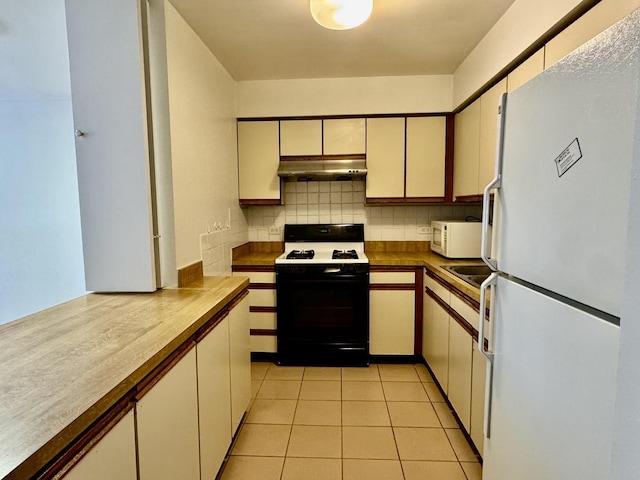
(200, 207, 249, 276)
(246, 180, 482, 242)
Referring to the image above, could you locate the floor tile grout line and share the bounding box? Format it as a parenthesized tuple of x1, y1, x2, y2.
(380, 372, 408, 479)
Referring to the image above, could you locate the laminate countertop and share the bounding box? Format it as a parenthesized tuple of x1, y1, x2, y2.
(0, 276, 249, 480)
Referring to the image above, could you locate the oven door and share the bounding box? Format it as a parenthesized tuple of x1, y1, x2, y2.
(276, 268, 369, 366)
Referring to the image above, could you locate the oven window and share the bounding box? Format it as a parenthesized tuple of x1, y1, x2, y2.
(277, 275, 368, 342)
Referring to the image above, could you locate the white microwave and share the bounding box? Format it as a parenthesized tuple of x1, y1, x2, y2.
(431, 220, 488, 259)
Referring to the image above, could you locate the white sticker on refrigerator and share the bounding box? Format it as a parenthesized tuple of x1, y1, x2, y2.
(554, 138, 582, 177)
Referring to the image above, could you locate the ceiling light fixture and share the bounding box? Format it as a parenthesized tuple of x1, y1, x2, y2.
(310, 0, 374, 31)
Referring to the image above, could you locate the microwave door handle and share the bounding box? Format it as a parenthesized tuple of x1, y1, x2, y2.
(481, 93, 507, 271)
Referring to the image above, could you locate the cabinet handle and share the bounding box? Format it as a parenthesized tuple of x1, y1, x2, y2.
(478, 272, 499, 438)
(481, 93, 508, 271)
(74, 129, 85, 137)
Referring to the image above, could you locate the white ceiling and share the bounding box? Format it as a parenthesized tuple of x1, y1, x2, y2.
(168, 0, 518, 81)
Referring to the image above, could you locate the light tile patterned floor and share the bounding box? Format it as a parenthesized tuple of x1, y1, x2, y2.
(221, 362, 482, 480)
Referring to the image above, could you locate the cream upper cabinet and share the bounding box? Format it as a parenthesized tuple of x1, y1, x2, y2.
(478, 79, 507, 193)
(406, 116, 446, 198)
(280, 119, 322, 156)
(323, 118, 366, 155)
(237, 121, 280, 204)
(545, 0, 640, 68)
(507, 49, 544, 93)
(365, 117, 405, 199)
(453, 99, 480, 200)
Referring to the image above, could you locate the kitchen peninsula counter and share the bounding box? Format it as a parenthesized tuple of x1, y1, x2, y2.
(0, 276, 249, 480)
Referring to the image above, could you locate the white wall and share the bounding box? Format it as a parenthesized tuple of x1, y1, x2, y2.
(164, 2, 247, 272)
(236, 75, 453, 118)
(0, 0, 86, 324)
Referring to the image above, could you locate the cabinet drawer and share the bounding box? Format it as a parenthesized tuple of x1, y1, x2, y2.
(234, 271, 276, 284)
(370, 271, 415, 284)
(249, 288, 276, 307)
(424, 271, 450, 304)
(450, 294, 479, 331)
(250, 311, 276, 330)
(250, 335, 277, 353)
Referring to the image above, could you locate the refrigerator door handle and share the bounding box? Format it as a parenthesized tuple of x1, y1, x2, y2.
(481, 93, 508, 271)
(478, 272, 499, 438)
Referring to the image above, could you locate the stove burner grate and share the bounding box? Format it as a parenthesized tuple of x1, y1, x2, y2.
(286, 249, 315, 260)
(332, 249, 358, 260)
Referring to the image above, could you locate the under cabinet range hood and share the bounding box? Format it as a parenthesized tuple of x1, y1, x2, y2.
(277, 157, 367, 181)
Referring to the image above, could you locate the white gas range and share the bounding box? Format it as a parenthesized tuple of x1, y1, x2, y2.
(275, 224, 369, 366)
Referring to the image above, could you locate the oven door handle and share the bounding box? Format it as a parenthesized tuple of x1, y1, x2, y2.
(323, 267, 341, 273)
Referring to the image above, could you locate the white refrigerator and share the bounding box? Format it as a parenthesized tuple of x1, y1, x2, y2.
(478, 10, 640, 480)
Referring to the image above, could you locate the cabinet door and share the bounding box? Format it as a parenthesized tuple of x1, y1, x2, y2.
(65, 0, 157, 292)
(229, 296, 251, 434)
(370, 289, 415, 355)
(423, 293, 450, 392)
(406, 117, 446, 198)
(507, 49, 544, 93)
(478, 79, 507, 193)
(323, 118, 366, 155)
(448, 319, 473, 432)
(471, 340, 486, 457)
(64, 410, 137, 480)
(137, 348, 200, 480)
(197, 317, 231, 480)
(453, 99, 480, 199)
(366, 117, 405, 199)
(238, 121, 280, 202)
(280, 120, 322, 156)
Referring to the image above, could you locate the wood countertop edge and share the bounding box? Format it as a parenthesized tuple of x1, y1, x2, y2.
(2, 278, 249, 480)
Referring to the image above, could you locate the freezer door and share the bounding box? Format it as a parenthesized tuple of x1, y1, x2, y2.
(493, 12, 640, 317)
(483, 277, 619, 480)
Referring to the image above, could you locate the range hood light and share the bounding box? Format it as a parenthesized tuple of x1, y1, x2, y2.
(310, 0, 374, 31)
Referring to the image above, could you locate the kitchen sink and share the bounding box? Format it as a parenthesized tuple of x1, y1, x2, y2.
(442, 265, 493, 288)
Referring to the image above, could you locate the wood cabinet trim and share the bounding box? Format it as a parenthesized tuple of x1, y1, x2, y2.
(239, 199, 282, 206)
(370, 266, 416, 273)
(445, 114, 455, 203)
(370, 284, 415, 291)
(424, 267, 490, 319)
(248, 283, 276, 290)
(232, 265, 276, 273)
(250, 329, 277, 336)
(250, 306, 277, 314)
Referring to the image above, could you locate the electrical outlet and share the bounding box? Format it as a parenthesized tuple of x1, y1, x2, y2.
(417, 226, 430, 234)
(268, 226, 280, 235)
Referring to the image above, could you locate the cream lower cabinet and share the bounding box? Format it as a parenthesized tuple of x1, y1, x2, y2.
(63, 410, 137, 480)
(448, 319, 473, 432)
(137, 348, 201, 480)
(197, 317, 231, 480)
(423, 269, 486, 456)
(369, 270, 416, 355)
(471, 340, 487, 457)
(229, 295, 251, 433)
(233, 269, 277, 353)
(422, 291, 450, 393)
